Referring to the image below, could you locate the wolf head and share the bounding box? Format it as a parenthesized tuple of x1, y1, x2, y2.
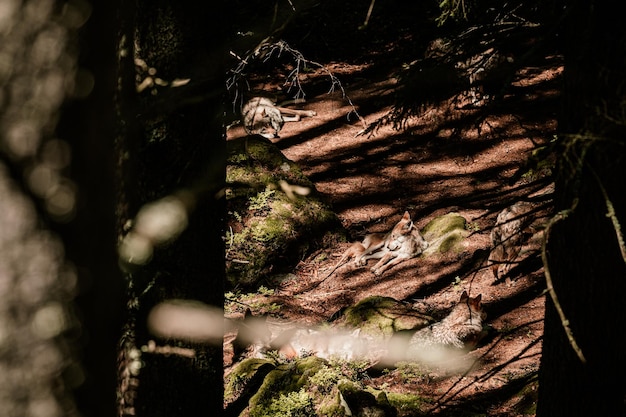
(242, 97, 285, 139)
(387, 211, 429, 253)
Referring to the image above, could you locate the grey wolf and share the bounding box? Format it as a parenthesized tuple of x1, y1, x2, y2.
(242, 97, 317, 139)
(489, 201, 531, 279)
(408, 291, 486, 352)
(325, 211, 429, 278)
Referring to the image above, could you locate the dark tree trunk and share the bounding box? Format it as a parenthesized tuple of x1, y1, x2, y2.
(56, 1, 124, 416)
(537, 1, 626, 415)
(115, 1, 227, 416)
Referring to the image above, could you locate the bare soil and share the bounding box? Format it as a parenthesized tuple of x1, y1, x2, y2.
(225, 5, 562, 414)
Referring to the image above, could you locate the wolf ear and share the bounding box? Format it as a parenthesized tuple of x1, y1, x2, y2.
(469, 294, 482, 309)
(459, 291, 469, 302)
(402, 211, 411, 220)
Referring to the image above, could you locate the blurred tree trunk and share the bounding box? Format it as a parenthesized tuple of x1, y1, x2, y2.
(56, 0, 125, 415)
(0, 0, 105, 416)
(537, 1, 626, 415)
(115, 1, 227, 416)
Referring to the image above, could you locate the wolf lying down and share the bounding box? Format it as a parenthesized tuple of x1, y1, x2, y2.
(325, 211, 429, 278)
(242, 96, 317, 139)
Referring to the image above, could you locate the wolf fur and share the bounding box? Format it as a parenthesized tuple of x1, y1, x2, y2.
(408, 291, 486, 352)
(489, 201, 531, 280)
(242, 97, 317, 139)
(325, 211, 429, 278)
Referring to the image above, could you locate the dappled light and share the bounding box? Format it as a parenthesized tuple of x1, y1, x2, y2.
(0, 168, 80, 417)
(148, 300, 224, 343)
(0, 0, 91, 415)
(118, 195, 190, 266)
(221, 2, 558, 414)
(147, 298, 476, 374)
(4, 0, 620, 415)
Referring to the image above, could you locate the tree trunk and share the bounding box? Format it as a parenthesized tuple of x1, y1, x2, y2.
(537, 1, 626, 415)
(115, 2, 227, 416)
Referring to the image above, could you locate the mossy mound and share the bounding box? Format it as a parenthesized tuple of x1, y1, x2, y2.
(421, 212, 469, 256)
(226, 356, 413, 417)
(340, 296, 432, 339)
(226, 136, 344, 287)
(224, 358, 276, 406)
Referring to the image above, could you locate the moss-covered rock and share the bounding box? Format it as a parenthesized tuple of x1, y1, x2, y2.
(339, 382, 399, 417)
(226, 136, 344, 287)
(421, 212, 469, 256)
(231, 354, 429, 417)
(247, 356, 328, 416)
(224, 358, 277, 414)
(340, 296, 432, 338)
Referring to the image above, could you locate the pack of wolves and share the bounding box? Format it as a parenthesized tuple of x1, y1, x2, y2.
(232, 99, 533, 366)
(225, 197, 537, 371)
(225, 201, 534, 366)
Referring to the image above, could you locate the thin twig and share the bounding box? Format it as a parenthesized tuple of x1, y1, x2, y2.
(227, 39, 367, 130)
(541, 198, 587, 363)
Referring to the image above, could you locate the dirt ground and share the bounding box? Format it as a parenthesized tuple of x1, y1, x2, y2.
(224, 5, 562, 415)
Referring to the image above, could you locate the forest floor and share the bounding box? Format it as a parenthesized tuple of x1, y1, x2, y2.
(225, 3, 561, 415)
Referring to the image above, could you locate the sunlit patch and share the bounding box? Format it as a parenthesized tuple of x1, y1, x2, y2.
(148, 300, 224, 343)
(32, 302, 66, 339)
(28, 164, 58, 197)
(118, 196, 190, 265)
(45, 180, 76, 221)
(0, 0, 17, 31)
(134, 197, 188, 244)
(118, 233, 153, 265)
(6, 121, 40, 158)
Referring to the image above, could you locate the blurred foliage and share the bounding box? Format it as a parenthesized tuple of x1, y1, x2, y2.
(0, 0, 90, 415)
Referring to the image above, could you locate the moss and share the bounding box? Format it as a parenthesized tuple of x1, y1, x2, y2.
(337, 380, 361, 395)
(249, 216, 287, 244)
(224, 358, 276, 404)
(421, 213, 469, 256)
(338, 383, 398, 417)
(225, 136, 343, 288)
(436, 228, 466, 253)
(386, 391, 426, 415)
(251, 388, 316, 417)
(342, 296, 431, 337)
(317, 402, 348, 417)
(308, 364, 344, 394)
(421, 212, 467, 240)
(249, 356, 329, 412)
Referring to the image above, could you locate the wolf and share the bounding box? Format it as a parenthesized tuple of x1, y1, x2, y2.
(407, 291, 486, 356)
(241, 97, 317, 139)
(324, 211, 429, 278)
(489, 201, 531, 280)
